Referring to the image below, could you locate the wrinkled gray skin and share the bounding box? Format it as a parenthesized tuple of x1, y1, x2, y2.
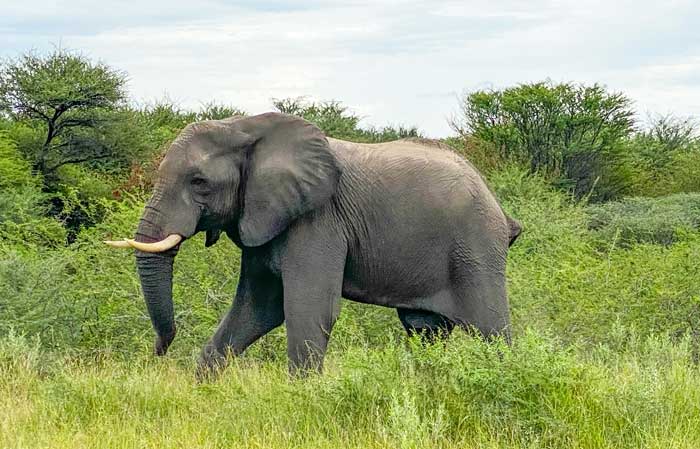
(133, 112, 521, 375)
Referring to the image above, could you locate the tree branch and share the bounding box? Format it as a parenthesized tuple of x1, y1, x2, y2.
(45, 152, 113, 172)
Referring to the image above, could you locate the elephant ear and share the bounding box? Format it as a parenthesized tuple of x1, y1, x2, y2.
(238, 115, 341, 247)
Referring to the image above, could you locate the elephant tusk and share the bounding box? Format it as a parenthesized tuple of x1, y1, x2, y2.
(125, 234, 183, 253)
(104, 240, 132, 249)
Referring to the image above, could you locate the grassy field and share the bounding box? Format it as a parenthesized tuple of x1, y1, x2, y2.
(1, 166, 699, 448)
(2, 331, 699, 449)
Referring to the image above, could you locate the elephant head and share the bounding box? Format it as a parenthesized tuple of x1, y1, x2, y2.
(105, 113, 340, 355)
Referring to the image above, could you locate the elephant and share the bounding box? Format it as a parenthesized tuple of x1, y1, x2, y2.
(105, 112, 521, 375)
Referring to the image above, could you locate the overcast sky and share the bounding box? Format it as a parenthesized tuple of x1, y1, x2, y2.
(2, 0, 699, 136)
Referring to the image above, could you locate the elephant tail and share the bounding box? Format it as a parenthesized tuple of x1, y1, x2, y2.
(506, 216, 522, 247)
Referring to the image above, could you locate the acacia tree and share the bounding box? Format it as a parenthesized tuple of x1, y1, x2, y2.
(0, 50, 127, 179)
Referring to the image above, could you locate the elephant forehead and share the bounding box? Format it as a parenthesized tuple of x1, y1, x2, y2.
(186, 148, 211, 164)
(200, 157, 234, 180)
(160, 144, 210, 172)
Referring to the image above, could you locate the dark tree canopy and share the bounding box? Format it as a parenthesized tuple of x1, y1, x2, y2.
(0, 49, 127, 177)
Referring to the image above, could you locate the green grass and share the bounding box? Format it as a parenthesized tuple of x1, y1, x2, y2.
(1, 331, 699, 449)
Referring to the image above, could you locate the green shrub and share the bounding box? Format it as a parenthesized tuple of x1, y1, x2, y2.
(586, 193, 700, 246)
(666, 150, 700, 193)
(135, 100, 245, 148)
(0, 130, 36, 189)
(196, 101, 245, 121)
(273, 97, 421, 143)
(0, 132, 66, 247)
(621, 115, 700, 196)
(0, 196, 66, 247)
(442, 135, 512, 175)
(488, 167, 700, 344)
(3, 165, 698, 358)
(0, 119, 45, 163)
(452, 81, 636, 201)
(49, 165, 121, 240)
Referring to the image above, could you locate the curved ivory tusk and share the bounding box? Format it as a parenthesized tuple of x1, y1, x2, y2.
(104, 240, 132, 249)
(125, 234, 183, 253)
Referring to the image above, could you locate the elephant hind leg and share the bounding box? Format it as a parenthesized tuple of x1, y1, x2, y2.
(449, 272, 511, 344)
(397, 308, 454, 342)
(447, 236, 511, 343)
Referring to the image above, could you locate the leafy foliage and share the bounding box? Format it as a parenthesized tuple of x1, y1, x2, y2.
(0, 130, 35, 189)
(197, 101, 246, 121)
(452, 81, 636, 200)
(0, 49, 128, 178)
(623, 114, 700, 196)
(1, 165, 699, 359)
(586, 193, 700, 246)
(0, 133, 66, 247)
(274, 97, 421, 143)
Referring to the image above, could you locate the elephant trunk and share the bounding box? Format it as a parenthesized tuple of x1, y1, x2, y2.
(134, 206, 180, 356)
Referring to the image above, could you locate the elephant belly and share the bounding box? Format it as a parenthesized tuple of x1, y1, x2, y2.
(341, 285, 456, 312)
(340, 249, 454, 309)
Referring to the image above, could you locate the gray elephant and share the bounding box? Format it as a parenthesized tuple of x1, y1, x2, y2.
(106, 112, 521, 374)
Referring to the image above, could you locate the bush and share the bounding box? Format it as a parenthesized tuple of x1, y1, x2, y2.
(2, 164, 698, 358)
(622, 114, 700, 196)
(48, 165, 120, 241)
(0, 132, 66, 247)
(273, 97, 421, 143)
(0, 130, 35, 189)
(452, 81, 636, 201)
(665, 150, 700, 193)
(443, 135, 507, 175)
(0, 191, 67, 248)
(586, 193, 700, 246)
(489, 167, 700, 344)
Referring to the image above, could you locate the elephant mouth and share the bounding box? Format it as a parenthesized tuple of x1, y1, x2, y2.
(104, 234, 183, 253)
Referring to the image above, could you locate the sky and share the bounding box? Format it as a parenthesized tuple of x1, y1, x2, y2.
(2, 0, 699, 137)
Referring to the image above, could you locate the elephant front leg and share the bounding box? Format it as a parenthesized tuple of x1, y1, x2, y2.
(281, 240, 345, 375)
(197, 256, 283, 379)
(283, 281, 342, 375)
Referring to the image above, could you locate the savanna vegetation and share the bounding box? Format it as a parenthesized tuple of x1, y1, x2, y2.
(0, 50, 699, 448)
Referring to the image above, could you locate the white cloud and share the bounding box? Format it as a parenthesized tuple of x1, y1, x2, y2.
(1, 0, 698, 136)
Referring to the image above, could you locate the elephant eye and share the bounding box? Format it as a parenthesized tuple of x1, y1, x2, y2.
(191, 177, 207, 187)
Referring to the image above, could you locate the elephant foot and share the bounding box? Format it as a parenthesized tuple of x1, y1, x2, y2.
(195, 344, 229, 382)
(154, 326, 177, 356)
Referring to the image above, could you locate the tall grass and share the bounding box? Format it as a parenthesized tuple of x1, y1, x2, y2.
(1, 331, 698, 449)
